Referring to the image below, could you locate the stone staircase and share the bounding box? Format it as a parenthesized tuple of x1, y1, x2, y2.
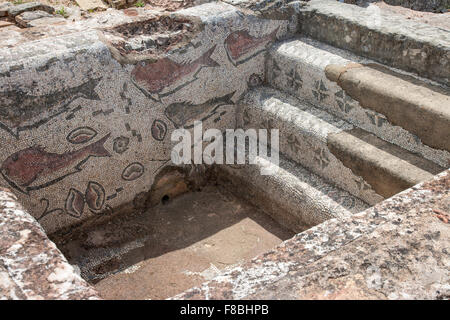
(217, 0, 449, 230)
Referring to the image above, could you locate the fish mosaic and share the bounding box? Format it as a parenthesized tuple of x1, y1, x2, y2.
(164, 92, 235, 128)
(0, 12, 288, 233)
(131, 46, 219, 101)
(224, 27, 279, 66)
(0, 78, 102, 139)
(0, 134, 111, 194)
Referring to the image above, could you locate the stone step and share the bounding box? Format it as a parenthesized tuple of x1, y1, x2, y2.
(267, 36, 450, 168)
(215, 153, 369, 232)
(238, 87, 444, 204)
(297, 0, 450, 85)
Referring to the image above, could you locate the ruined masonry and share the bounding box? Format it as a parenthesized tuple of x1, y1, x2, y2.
(0, 0, 449, 300)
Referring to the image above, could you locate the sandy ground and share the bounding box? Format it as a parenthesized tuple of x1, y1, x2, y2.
(53, 185, 295, 300)
(375, 2, 450, 30)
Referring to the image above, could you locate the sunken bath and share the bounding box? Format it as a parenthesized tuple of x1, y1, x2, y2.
(50, 180, 295, 300)
(0, 0, 449, 300)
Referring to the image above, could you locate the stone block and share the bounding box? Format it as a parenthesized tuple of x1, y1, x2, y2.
(7, 2, 55, 17)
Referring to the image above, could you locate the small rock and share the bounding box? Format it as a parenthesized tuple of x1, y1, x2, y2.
(7, 2, 55, 18)
(15, 10, 52, 27)
(107, 0, 127, 9)
(0, 2, 12, 17)
(75, 0, 107, 11)
(27, 16, 67, 28)
(156, 35, 170, 46)
(123, 8, 138, 16)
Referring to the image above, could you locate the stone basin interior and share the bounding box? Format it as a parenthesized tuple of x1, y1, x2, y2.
(50, 178, 296, 300)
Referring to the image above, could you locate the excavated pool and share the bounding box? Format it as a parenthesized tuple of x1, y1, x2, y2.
(51, 183, 295, 300)
(0, 0, 448, 300)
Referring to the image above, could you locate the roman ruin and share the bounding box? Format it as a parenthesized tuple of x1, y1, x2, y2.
(0, 0, 448, 300)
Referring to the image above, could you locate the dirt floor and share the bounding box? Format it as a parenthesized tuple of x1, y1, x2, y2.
(375, 2, 450, 30)
(54, 185, 295, 300)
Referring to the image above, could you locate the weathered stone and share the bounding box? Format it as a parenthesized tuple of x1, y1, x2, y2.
(217, 152, 369, 231)
(7, 2, 55, 17)
(299, 0, 450, 85)
(26, 16, 67, 28)
(240, 87, 444, 203)
(0, 20, 14, 28)
(75, 0, 107, 11)
(0, 2, 12, 17)
(15, 10, 53, 27)
(343, 0, 449, 12)
(384, 0, 450, 12)
(0, 189, 100, 299)
(106, 0, 127, 9)
(240, 87, 384, 205)
(327, 128, 443, 198)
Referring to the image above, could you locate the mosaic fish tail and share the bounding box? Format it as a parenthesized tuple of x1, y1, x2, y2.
(218, 91, 236, 104)
(197, 45, 219, 67)
(78, 78, 102, 101)
(85, 133, 111, 157)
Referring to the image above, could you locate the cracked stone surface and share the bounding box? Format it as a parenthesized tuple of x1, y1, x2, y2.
(0, 188, 99, 300)
(6, 1, 55, 17)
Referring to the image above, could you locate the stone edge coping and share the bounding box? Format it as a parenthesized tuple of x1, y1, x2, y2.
(0, 188, 100, 300)
(302, 0, 450, 48)
(172, 168, 449, 300)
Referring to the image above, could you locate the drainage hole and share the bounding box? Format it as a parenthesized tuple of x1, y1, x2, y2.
(161, 195, 170, 205)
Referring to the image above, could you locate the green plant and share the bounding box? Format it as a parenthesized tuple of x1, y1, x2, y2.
(13, 0, 24, 4)
(55, 6, 69, 18)
(135, 0, 145, 7)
